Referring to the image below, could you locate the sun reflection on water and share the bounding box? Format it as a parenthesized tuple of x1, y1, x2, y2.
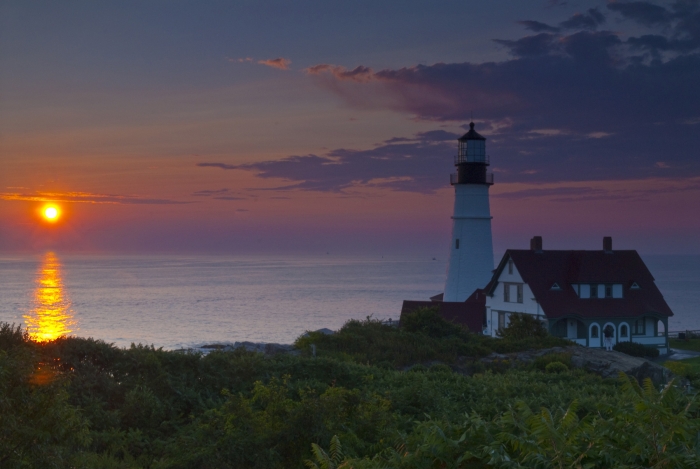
(24, 252, 76, 342)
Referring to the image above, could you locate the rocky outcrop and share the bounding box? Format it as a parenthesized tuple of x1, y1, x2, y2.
(202, 342, 297, 355)
(479, 345, 672, 386)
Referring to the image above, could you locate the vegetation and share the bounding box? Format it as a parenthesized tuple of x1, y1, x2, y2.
(613, 340, 661, 358)
(670, 337, 700, 352)
(0, 311, 698, 468)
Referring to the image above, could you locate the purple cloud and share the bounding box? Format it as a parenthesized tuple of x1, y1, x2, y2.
(297, 3, 699, 186)
(560, 8, 606, 30)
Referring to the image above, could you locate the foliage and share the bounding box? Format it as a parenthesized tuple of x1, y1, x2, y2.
(670, 338, 700, 352)
(294, 313, 569, 368)
(545, 361, 568, 374)
(533, 352, 572, 371)
(497, 313, 549, 341)
(305, 435, 347, 469)
(344, 374, 700, 468)
(400, 307, 470, 340)
(613, 340, 660, 358)
(1, 321, 698, 468)
(0, 324, 90, 468)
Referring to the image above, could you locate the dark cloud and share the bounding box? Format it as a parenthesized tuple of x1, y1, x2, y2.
(517, 20, 561, 33)
(198, 135, 456, 193)
(192, 189, 229, 196)
(607, 1, 673, 27)
(213, 196, 246, 201)
(384, 129, 460, 143)
(493, 187, 603, 199)
(560, 8, 606, 30)
(197, 163, 237, 170)
(207, 1, 700, 194)
(495, 33, 559, 57)
(608, 1, 700, 53)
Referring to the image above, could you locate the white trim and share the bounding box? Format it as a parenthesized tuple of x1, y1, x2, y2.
(618, 321, 630, 340)
(589, 322, 601, 347)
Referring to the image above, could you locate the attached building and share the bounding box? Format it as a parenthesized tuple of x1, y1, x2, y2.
(484, 236, 673, 353)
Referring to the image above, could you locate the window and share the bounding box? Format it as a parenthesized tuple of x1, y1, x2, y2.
(498, 312, 506, 331)
(590, 284, 598, 298)
(620, 324, 629, 338)
(579, 285, 589, 298)
(630, 282, 640, 290)
(612, 284, 623, 298)
(508, 259, 513, 275)
(503, 283, 523, 303)
(633, 319, 646, 335)
(605, 285, 612, 298)
(553, 320, 567, 338)
(551, 282, 561, 290)
(455, 239, 459, 249)
(591, 325, 599, 338)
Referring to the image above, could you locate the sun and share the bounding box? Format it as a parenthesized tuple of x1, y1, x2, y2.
(42, 205, 61, 222)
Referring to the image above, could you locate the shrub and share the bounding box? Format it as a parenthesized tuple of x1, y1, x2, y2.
(497, 314, 548, 341)
(534, 352, 572, 371)
(613, 341, 660, 358)
(545, 361, 569, 374)
(400, 307, 469, 339)
(408, 364, 428, 373)
(664, 361, 693, 378)
(429, 363, 452, 374)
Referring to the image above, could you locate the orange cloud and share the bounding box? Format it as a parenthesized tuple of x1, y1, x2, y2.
(0, 191, 190, 205)
(257, 57, 291, 70)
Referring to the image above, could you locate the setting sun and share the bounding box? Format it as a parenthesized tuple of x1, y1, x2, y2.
(42, 205, 61, 222)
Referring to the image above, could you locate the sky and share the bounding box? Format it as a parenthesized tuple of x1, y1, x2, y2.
(1, 0, 699, 257)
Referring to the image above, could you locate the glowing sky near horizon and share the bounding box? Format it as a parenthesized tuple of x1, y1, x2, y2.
(1, 0, 699, 255)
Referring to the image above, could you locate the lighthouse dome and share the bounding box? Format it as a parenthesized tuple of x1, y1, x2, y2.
(458, 122, 486, 141)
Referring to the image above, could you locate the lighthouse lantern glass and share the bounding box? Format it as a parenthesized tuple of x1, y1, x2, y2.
(467, 140, 486, 162)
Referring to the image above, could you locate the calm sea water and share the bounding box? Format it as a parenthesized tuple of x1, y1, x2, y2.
(0, 253, 697, 349)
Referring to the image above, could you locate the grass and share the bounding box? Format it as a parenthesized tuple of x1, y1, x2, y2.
(669, 338, 700, 352)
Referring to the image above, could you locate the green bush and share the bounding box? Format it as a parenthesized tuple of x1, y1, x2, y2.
(613, 341, 660, 358)
(400, 307, 470, 339)
(408, 364, 428, 373)
(534, 352, 572, 371)
(545, 361, 568, 374)
(429, 363, 452, 373)
(3, 319, 694, 468)
(497, 313, 548, 340)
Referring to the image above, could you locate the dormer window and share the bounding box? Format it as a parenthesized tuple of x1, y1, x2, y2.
(551, 282, 561, 290)
(630, 282, 640, 290)
(508, 259, 513, 275)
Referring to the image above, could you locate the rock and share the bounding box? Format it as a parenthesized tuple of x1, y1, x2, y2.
(476, 346, 672, 386)
(189, 341, 297, 356)
(567, 347, 670, 385)
(231, 342, 295, 355)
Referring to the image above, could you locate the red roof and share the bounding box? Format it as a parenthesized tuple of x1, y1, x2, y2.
(487, 250, 673, 319)
(401, 289, 486, 333)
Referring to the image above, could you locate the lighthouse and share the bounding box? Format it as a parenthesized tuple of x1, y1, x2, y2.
(443, 123, 495, 302)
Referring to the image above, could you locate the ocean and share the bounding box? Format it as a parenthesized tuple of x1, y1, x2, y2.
(0, 253, 697, 349)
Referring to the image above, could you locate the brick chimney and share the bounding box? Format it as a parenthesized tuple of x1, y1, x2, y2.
(530, 236, 543, 252)
(603, 236, 613, 253)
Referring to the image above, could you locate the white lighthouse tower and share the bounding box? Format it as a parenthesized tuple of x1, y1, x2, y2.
(443, 123, 494, 301)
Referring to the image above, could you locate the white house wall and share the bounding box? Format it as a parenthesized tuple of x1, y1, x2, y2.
(484, 258, 541, 337)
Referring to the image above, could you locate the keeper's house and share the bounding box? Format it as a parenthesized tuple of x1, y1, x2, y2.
(485, 236, 673, 353)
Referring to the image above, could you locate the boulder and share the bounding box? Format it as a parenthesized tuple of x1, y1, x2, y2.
(568, 347, 669, 385)
(478, 345, 672, 386)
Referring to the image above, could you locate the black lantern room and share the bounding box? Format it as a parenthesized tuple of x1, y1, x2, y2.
(451, 122, 493, 185)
